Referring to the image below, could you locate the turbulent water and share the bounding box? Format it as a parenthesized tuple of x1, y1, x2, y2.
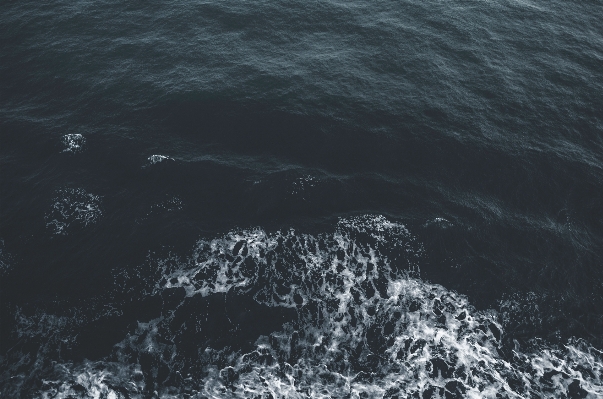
(1, 1, 603, 398)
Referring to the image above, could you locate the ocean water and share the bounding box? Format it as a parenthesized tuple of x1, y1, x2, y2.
(1, 0, 603, 398)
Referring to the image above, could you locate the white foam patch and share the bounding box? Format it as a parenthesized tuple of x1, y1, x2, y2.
(36, 361, 145, 399)
(45, 188, 102, 235)
(423, 217, 454, 229)
(147, 155, 173, 164)
(61, 134, 85, 153)
(154, 215, 422, 301)
(5, 215, 602, 398)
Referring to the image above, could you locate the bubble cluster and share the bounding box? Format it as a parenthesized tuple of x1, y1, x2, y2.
(61, 134, 86, 153)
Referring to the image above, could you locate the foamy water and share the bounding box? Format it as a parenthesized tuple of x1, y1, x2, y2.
(61, 134, 86, 154)
(3, 216, 600, 398)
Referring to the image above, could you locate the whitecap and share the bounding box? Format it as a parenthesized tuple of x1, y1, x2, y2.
(61, 134, 85, 153)
(7, 215, 603, 398)
(147, 154, 173, 165)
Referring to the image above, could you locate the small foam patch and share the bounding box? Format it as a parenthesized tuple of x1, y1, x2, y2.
(61, 134, 85, 153)
(147, 155, 174, 165)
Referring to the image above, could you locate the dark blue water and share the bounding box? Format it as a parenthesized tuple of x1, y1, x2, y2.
(1, 1, 603, 397)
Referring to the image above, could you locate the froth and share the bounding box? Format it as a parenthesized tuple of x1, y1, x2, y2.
(61, 134, 85, 153)
(3, 215, 602, 398)
(113, 215, 603, 397)
(157, 215, 422, 301)
(147, 155, 174, 165)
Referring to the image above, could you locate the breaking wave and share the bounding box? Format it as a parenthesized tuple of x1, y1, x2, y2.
(2, 216, 601, 398)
